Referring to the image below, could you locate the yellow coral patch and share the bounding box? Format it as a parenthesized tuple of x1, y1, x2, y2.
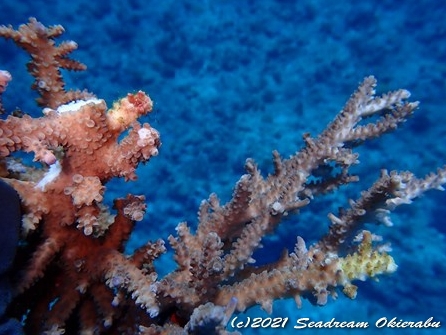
(338, 231, 397, 286)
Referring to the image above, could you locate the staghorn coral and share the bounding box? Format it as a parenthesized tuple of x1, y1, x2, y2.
(0, 17, 93, 109)
(0, 18, 445, 334)
(0, 69, 11, 114)
(0, 18, 162, 334)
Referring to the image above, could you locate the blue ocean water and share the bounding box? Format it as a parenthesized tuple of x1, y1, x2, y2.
(1, 1, 445, 334)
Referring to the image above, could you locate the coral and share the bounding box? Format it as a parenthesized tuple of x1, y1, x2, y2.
(0, 18, 445, 334)
(0, 69, 11, 114)
(0, 17, 93, 109)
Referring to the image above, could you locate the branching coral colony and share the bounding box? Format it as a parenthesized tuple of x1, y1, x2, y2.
(0, 18, 445, 335)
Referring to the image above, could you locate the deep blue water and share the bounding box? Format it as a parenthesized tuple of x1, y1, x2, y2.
(1, 1, 445, 334)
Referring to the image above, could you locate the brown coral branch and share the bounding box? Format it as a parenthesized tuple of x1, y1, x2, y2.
(0, 18, 94, 108)
(152, 77, 434, 325)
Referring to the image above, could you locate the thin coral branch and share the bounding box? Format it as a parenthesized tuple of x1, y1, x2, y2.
(0, 18, 94, 108)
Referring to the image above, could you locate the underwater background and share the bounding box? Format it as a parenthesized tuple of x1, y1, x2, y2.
(1, 1, 445, 334)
